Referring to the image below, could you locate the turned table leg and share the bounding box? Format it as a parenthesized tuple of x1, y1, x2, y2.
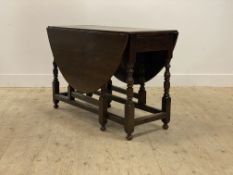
(107, 79, 112, 107)
(162, 56, 171, 129)
(99, 83, 108, 131)
(138, 60, 146, 105)
(124, 61, 135, 140)
(53, 61, 59, 109)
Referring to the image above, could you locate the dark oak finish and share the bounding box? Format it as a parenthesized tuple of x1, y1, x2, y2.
(124, 35, 136, 140)
(47, 25, 178, 140)
(99, 83, 108, 131)
(52, 61, 59, 109)
(48, 26, 128, 93)
(162, 54, 172, 130)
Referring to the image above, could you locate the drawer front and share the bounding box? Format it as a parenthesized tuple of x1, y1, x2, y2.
(135, 35, 173, 52)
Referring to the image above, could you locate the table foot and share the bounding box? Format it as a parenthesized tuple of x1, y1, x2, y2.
(126, 134, 133, 140)
(53, 103, 59, 109)
(100, 126, 106, 131)
(162, 123, 169, 130)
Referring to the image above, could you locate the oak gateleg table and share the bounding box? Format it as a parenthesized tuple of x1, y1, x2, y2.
(47, 25, 178, 140)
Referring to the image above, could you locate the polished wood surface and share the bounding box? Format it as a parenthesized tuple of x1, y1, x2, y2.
(51, 25, 177, 33)
(47, 25, 178, 92)
(47, 25, 178, 140)
(47, 26, 128, 93)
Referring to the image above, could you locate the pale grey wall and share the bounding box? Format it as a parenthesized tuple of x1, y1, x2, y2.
(0, 0, 233, 87)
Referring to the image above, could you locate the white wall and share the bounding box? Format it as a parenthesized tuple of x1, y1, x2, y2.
(0, 0, 233, 87)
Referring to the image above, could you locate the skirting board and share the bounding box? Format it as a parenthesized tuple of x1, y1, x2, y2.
(0, 74, 233, 87)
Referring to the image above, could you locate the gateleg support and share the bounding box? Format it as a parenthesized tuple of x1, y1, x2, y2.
(99, 83, 108, 131)
(162, 53, 172, 129)
(53, 61, 59, 109)
(124, 36, 136, 140)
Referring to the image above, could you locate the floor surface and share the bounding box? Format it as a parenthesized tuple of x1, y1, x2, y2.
(0, 87, 232, 175)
